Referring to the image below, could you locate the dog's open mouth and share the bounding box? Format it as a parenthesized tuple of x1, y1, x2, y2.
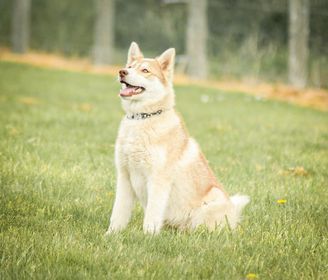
(119, 80, 145, 97)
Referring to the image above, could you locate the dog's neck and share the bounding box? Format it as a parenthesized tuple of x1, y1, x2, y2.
(121, 90, 175, 117)
(126, 109, 165, 120)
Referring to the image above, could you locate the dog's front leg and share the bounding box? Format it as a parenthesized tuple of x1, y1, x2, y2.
(106, 169, 135, 234)
(143, 176, 171, 235)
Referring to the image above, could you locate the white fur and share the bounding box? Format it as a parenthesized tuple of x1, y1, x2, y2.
(230, 194, 251, 211)
(178, 138, 199, 166)
(152, 146, 167, 167)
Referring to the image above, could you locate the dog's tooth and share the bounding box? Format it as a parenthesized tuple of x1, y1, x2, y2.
(121, 83, 127, 89)
(135, 87, 142, 93)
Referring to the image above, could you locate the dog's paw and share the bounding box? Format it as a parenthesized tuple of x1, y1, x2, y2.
(143, 222, 161, 235)
(104, 230, 111, 236)
(104, 227, 115, 236)
(105, 224, 123, 236)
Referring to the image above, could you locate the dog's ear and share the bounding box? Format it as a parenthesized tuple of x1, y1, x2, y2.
(127, 42, 143, 65)
(157, 48, 175, 83)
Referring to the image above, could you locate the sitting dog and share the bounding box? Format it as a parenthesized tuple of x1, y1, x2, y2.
(106, 42, 249, 234)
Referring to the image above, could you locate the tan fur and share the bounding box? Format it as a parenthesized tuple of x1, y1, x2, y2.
(106, 42, 249, 235)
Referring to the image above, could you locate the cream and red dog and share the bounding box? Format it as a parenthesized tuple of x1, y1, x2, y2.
(106, 42, 249, 235)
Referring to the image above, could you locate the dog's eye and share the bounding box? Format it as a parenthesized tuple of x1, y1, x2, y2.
(142, 69, 149, 73)
(127, 66, 132, 69)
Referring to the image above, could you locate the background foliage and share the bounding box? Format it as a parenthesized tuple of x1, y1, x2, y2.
(0, 0, 327, 83)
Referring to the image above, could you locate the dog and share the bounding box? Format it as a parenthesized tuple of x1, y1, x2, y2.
(106, 42, 249, 235)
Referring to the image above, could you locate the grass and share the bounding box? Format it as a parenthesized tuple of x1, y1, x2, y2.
(0, 61, 327, 279)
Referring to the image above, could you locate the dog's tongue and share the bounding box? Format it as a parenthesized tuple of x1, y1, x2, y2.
(120, 87, 136, 97)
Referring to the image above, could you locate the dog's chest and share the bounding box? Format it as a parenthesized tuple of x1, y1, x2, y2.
(117, 121, 155, 169)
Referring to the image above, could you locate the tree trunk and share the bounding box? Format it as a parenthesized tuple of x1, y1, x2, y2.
(93, 0, 115, 65)
(288, 0, 309, 88)
(186, 0, 208, 79)
(11, 0, 31, 53)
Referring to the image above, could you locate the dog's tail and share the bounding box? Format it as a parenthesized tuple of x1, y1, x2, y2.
(228, 194, 250, 228)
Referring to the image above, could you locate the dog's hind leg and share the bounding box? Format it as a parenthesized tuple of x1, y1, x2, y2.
(191, 189, 250, 231)
(191, 187, 233, 231)
(191, 200, 232, 231)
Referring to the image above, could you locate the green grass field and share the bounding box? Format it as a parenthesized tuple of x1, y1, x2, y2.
(0, 62, 327, 279)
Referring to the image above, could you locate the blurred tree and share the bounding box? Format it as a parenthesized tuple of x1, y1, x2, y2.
(1, 0, 326, 87)
(288, 0, 309, 88)
(11, 0, 31, 53)
(186, 0, 207, 79)
(93, 0, 115, 65)
(30, 0, 94, 56)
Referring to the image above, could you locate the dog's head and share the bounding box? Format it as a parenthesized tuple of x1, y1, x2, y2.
(118, 42, 175, 105)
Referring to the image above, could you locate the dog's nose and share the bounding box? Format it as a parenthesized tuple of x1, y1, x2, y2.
(119, 69, 128, 78)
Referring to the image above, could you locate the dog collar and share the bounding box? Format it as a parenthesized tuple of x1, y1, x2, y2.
(126, 109, 163, 120)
